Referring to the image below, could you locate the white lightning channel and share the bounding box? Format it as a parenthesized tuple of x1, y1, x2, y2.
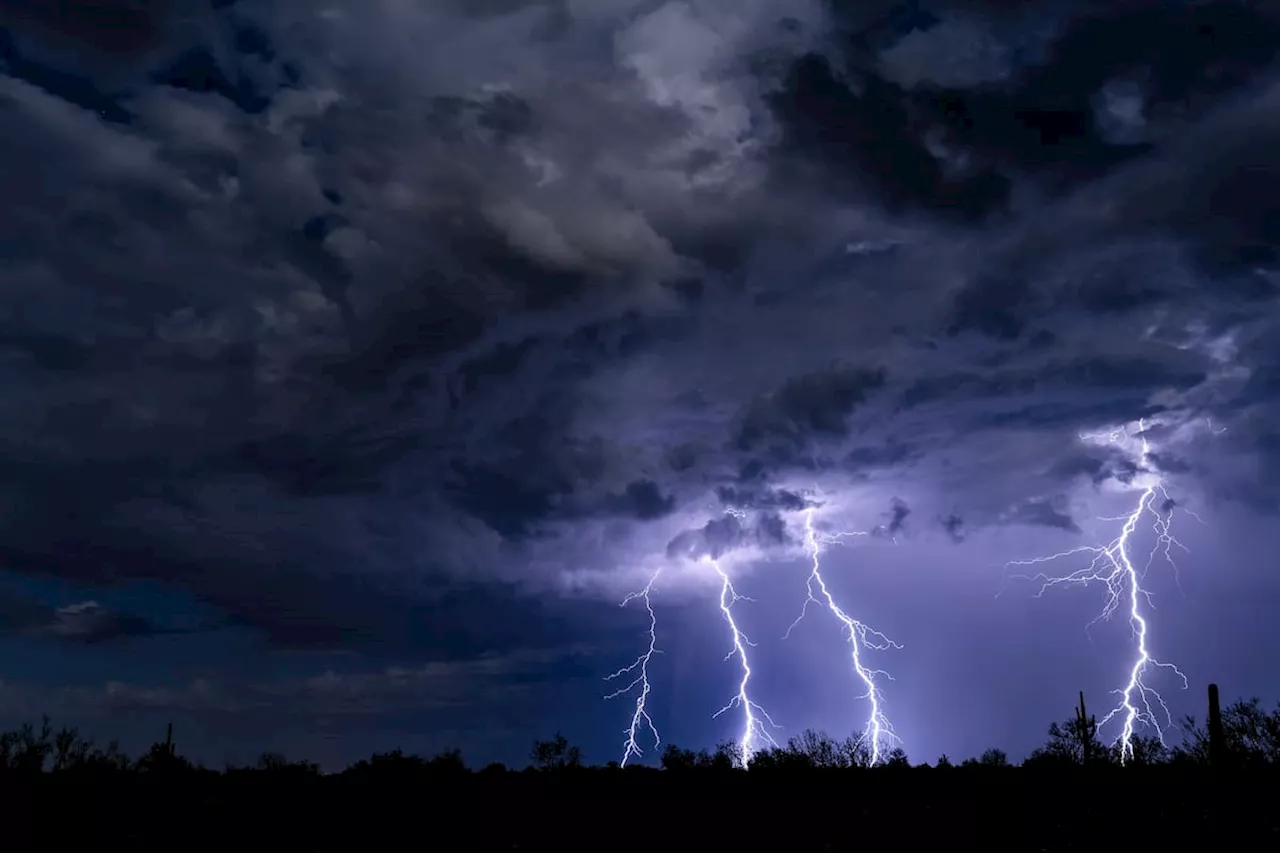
(1006, 419, 1190, 763)
(603, 570, 661, 766)
(785, 508, 901, 765)
(707, 557, 780, 767)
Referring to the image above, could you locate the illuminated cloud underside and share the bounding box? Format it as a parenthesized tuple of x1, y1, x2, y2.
(608, 416, 1210, 767)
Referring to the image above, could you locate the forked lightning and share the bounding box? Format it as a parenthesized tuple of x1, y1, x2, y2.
(607, 504, 900, 767)
(708, 557, 781, 767)
(1007, 419, 1190, 763)
(603, 571, 661, 766)
(786, 508, 901, 765)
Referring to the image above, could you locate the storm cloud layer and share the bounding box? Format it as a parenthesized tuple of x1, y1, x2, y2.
(0, 0, 1277, 669)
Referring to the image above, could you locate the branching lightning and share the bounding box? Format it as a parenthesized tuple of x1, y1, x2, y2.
(1006, 419, 1191, 763)
(786, 508, 901, 765)
(707, 557, 781, 768)
(603, 571, 661, 766)
(605, 555, 782, 769)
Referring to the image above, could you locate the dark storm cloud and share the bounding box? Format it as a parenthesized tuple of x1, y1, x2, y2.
(0, 594, 218, 644)
(0, 645, 593, 719)
(665, 510, 794, 562)
(940, 513, 965, 544)
(0, 0, 165, 53)
(769, 52, 1013, 223)
(738, 365, 887, 444)
(666, 515, 749, 562)
(602, 480, 678, 521)
(0, 0, 1278, 649)
(1146, 451, 1193, 476)
(774, 1, 1280, 223)
(873, 498, 911, 540)
(715, 485, 815, 513)
(1006, 496, 1081, 534)
(1048, 447, 1141, 488)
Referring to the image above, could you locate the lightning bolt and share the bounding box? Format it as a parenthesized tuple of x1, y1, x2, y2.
(707, 557, 780, 767)
(785, 508, 901, 765)
(603, 571, 661, 766)
(1006, 419, 1190, 763)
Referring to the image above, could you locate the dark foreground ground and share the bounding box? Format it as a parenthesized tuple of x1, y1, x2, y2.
(5, 770, 1277, 851)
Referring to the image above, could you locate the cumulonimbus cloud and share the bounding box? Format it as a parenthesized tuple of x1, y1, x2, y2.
(0, 0, 1274, 646)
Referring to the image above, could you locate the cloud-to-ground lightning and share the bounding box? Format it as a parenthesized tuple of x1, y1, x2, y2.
(786, 508, 901, 765)
(603, 571, 662, 766)
(1006, 419, 1190, 763)
(707, 557, 781, 768)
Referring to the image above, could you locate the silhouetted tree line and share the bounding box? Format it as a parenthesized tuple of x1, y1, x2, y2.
(1, 686, 1276, 849)
(1, 687, 1278, 779)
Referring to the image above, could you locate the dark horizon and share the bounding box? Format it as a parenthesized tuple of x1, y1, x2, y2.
(0, 681, 1270, 774)
(5, 689, 1274, 850)
(0, 679, 1265, 776)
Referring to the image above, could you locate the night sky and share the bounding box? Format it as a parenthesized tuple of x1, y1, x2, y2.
(1, 0, 1279, 771)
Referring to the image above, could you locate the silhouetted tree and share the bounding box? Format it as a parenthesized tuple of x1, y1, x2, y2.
(977, 748, 1011, 768)
(788, 728, 846, 768)
(2, 686, 1279, 851)
(1122, 734, 1168, 766)
(1177, 697, 1280, 767)
(530, 733, 582, 771)
(747, 734, 902, 771)
(344, 747, 464, 780)
(254, 751, 321, 775)
(882, 747, 911, 769)
(747, 729, 876, 771)
(136, 723, 198, 774)
(256, 751, 289, 771)
(80, 740, 131, 774)
(746, 744, 812, 772)
(345, 749, 428, 780)
(50, 724, 95, 772)
(136, 742, 193, 773)
(841, 735, 874, 768)
(712, 740, 739, 770)
(659, 741, 736, 771)
(426, 747, 467, 775)
(659, 743, 698, 770)
(0, 716, 53, 775)
(1026, 693, 1109, 768)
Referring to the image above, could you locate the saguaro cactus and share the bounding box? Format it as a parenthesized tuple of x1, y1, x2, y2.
(1075, 691, 1097, 766)
(1207, 683, 1225, 768)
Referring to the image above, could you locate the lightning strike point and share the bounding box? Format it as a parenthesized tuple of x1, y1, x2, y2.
(603, 571, 662, 766)
(706, 558, 780, 767)
(1007, 419, 1191, 763)
(788, 509, 901, 765)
